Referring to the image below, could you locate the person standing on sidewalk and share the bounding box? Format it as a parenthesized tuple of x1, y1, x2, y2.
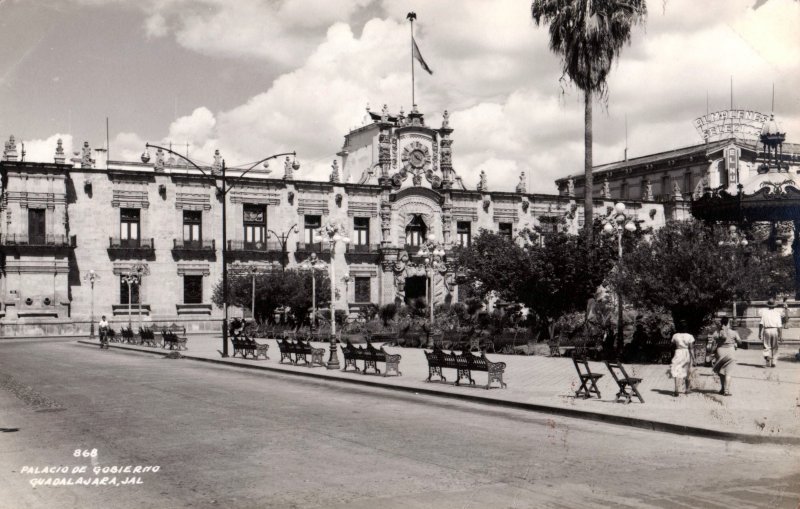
(711, 317, 740, 396)
(98, 315, 109, 350)
(669, 320, 695, 396)
(759, 299, 783, 368)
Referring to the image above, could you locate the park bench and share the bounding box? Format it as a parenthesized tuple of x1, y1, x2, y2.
(161, 325, 188, 350)
(120, 327, 136, 344)
(277, 338, 325, 367)
(368, 331, 399, 345)
(548, 339, 561, 357)
(424, 346, 507, 390)
(340, 340, 402, 376)
(231, 334, 269, 360)
(572, 357, 603, 399)
(604, 360, 644, 403)
(139, 327, 159, 347)
(105, 328, 117, 343)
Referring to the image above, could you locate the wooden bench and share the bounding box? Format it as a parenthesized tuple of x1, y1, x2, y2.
(139, 327, 159, 347)
(548, 340, 561, 357)
(277, 338, 325, 367)
(231, 334, 269, 360)
(340, 340, 402, 376)
(161, 325, 188, 350)
(573, 357, 603, 399)
(424, 346, 507, 390)
(604, 360, 644, 403)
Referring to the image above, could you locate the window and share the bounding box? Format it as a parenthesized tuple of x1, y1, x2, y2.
(120, 208, 140, 247)
(405, 214, 427, 247)
(456, 221, 471, 247)
(304, 215, 321, 244)
(683, 172, 692, 195)
(620, 181, 628, 200)
(183, 275, 203, 304)
(498, 222, 512, 239)
(243, 204, 266, 246)
(354, 277, 371, 303)
(353, 217, 369, 246)
(183, 210, 202, 244)
(661, 176, 670, 196)
(120, 276, 140, 305)
(28, 209, 45, 244)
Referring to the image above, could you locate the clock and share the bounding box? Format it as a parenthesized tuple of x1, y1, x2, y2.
(409, 149, 426, 169)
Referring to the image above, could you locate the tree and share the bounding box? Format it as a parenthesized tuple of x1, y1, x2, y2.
(615, 220, 795, 334)
(453, 227, 616, 338)
(531, 0, 647, 243)
(212, 269, 330, 325)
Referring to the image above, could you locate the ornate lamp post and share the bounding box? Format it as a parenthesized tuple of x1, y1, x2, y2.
(268, 224, 299, 271)
(83, 270, 100, 338)
(313, 222, 350, 369)
(142, 144, 298, 357)
(299, 252, 326, 331)
(417, 234, 446, 329)
(719, 225, 749, 327)
(602, 203, 637, 351)
(342, 273, 351, 309)
(233, 263, 261, 321)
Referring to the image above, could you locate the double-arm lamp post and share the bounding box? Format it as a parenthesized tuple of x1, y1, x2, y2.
(142, 144, 298, 357)
(268, 224, 298, 271)
(313, 222, 350, 369)
(299, 252, 326, 331)
(602, 203, 637, 351)
(417, 234, 446, 329)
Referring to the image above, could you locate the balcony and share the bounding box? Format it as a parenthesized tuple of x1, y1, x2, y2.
(108, 237, 155, 259)
(172, 239, 216, 259)
(0, 234, 75, 252)
(345, 243, 380, 262)
(227, 240, 284, 262)
(295, 241, 330, 262)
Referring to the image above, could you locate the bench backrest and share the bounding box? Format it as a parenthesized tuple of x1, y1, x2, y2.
(365, 341, 386, 361)
(572, 357, 595, 377)
(465, 351, 488, 370)
(604, 360, 629, 383)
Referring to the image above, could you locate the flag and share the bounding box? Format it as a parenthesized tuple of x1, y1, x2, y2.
(412, 36, 433, 75)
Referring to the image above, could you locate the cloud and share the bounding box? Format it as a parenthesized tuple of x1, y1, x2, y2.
(19, 134, 74, 164)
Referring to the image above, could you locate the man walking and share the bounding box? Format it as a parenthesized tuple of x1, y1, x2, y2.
(759, 299, 782, 367)
(98, 315, 110, 350)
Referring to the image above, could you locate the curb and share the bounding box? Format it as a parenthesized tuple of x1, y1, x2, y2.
(76, 340, 800, 446)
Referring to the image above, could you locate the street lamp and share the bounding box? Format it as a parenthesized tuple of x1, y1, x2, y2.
(268, 224, 299, 271)
(298, 252, 327, 331)
(417, 233, 446, 331)
(602, 202, 637, 352)
(83, 270, 100, 338)
(233, 263, 261, 321)
(142, 144, 298, 357)
(313, 222, 350, 369)
(342, 273, 351, 309)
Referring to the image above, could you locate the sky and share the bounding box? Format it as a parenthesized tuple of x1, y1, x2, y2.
(0, 0, 798, 193)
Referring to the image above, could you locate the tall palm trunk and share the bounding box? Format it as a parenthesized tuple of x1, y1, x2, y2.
(584, 89, 593, 243)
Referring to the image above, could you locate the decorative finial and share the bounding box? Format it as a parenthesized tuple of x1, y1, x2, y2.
(441, 110, 450, 129)
(5, 135, 18, 162)
(643, 179, 653, 201)
(516, 171, 526, 193)
(602, 178, 611, 199)
(381, 104, 389, 122)
(672, 180, 683, 201)
(154, 147, 165, 172)
(54, 138, 65, 164)
(283, 156, 294, 180)
(212, 149, 222, 174)
(365, 102, 370, 112)
(80, 141, 94, 168)
(329, 159, 340, 183)
(477, 169, 488, 192)
(567, 177, 575, 197)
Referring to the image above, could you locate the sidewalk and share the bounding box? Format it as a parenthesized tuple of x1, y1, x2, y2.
(79, 336, 800, 444)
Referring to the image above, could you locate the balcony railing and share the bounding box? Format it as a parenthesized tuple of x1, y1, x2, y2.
(109, 237, 155, 250)
(173, 239, 215, 251)
(295, 242, 327, 253)
(346, 243, 380, 254)
(0, 234, 74, 247)
(227, 240, 282, 252)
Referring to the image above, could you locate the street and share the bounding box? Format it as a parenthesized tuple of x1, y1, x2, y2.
(0, 339, 798, 509)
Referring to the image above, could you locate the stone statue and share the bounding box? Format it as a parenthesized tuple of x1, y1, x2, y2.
(80, 141, 94, 168)
(154, 147, 165, 172)
(283, 156, 294, 180)
(212, 149, 222, 174)
(54, 138, 65, 164)
(602, 178, 611, 199)
(381, 104, 389, 122)
(441, 109, 450, 129)
(567, 177, 575, 197)
(329, 159, 340, 183)
(672, 180, 683, 200)
(5, 135, 18, 161)
(642, 179, 653, 201)
(477, 170, 488, 192)
(516, 171, 526, 193)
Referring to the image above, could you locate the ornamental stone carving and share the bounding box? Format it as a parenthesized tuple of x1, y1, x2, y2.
(329, 159, 340, 183)
(54, 138, 66, 164)
(81, 141, 94, 169)
(477, 170, 488, 192)
(516, 172, 527, 193)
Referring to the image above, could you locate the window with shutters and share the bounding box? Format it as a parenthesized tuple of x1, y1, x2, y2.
(456, 221, 471, 247)
(243, 204, 266, 247)
(304, 215, 321, 244)
(183, 275, 203, 304)
(120, 208, 140, 246)
(354, 277, 371, 303)
(353, 217, 369, 245)
(120, 276, 140, 305)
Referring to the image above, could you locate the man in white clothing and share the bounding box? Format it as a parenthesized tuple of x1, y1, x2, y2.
(759, 299, 783, 367)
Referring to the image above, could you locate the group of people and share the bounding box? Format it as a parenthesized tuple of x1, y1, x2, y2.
(669, 298, 784, 397)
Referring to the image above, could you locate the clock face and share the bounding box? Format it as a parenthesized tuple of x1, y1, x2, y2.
(409, 149, 425, 169)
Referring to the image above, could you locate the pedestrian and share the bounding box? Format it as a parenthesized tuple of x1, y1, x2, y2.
(669, 320, 695, 397)
(783, 297, 790, 330)
(759, 299, 782, 368)
(98, 315, 109, 349)
(711, 317, 740, 396)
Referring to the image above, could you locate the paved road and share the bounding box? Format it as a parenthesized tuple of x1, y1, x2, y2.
(0, 339, 797, 509)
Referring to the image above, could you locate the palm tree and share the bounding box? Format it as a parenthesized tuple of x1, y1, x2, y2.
(531, 0, 647, 244)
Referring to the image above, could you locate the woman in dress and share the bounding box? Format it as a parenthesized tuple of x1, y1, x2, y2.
(712, 317, 740, 396)
(670, 320, 695, 396)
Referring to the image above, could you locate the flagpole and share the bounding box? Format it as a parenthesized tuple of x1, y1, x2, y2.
(410, 14, 415, 108)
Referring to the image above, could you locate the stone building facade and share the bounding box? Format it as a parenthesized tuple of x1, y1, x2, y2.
(0, 106, 679, 336)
